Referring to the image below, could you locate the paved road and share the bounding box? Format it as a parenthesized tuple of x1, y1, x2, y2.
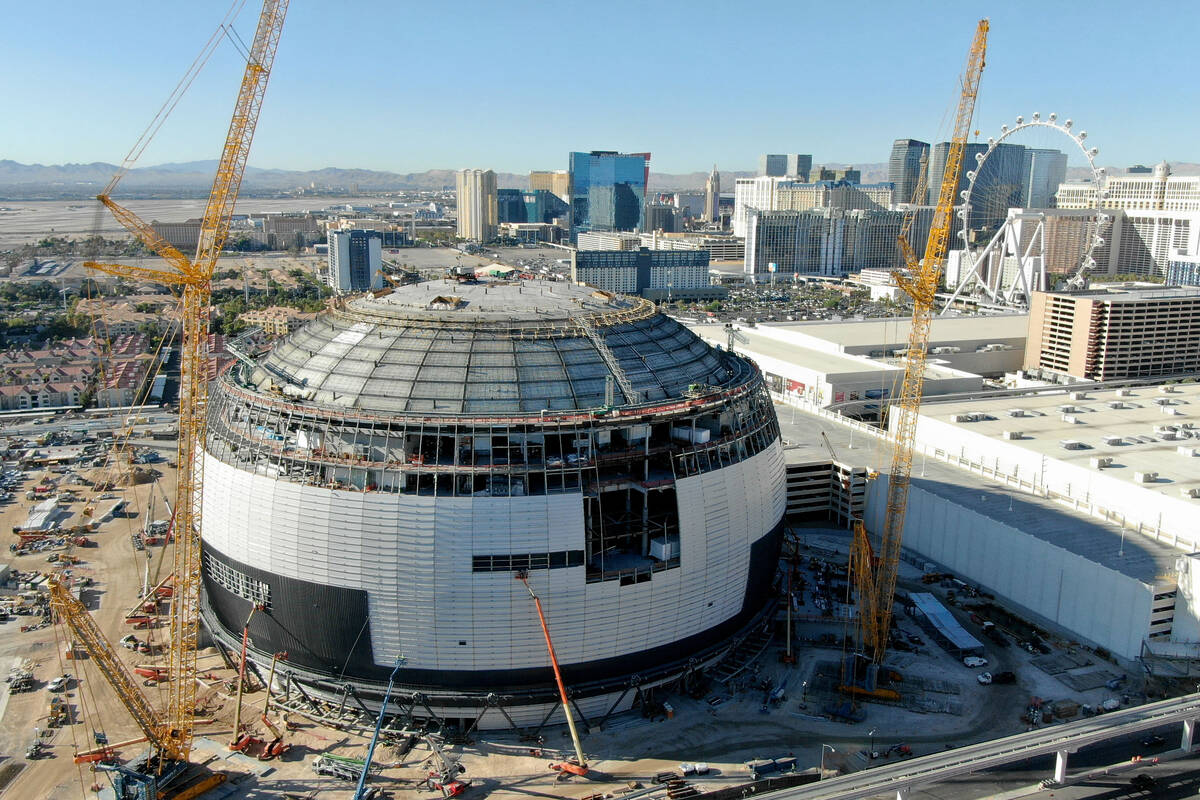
(901, 726, 1193, 799)
(769, 693, 1200, 800)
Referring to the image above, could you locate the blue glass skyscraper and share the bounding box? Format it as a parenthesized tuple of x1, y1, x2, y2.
(568, 151, 651, 240)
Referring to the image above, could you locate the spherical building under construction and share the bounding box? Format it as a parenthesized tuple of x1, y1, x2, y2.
(200, 278, 786, 728)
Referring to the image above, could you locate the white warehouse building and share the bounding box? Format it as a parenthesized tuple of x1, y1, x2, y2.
(905, 383, 1200, 552)
(791, 411, 1194, 663)
(687, 323, 982, 410)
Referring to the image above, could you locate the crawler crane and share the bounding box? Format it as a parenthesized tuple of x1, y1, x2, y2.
(846, 20, 989, 691)
(49, 2, 288, 796)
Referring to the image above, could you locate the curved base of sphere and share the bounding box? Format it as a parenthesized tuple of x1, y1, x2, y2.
(199, 518, 782, 728)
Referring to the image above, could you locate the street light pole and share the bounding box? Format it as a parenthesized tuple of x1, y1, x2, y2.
(820, 744, 835, 776)
(869, 727, 878, 758)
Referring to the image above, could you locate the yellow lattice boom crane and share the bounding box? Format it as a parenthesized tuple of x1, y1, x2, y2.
(851, 20, 989, 668)
(51, 0, 288, 787)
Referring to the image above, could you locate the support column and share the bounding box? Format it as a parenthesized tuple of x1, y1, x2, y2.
(1054, 750, 1069, 784)
(1183, 718, 1196, 751)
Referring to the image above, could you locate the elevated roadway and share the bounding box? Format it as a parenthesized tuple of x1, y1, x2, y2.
(771, 692, 1200, 799)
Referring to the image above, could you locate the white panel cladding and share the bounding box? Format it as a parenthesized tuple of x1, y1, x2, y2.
(661, 439, 788, 652)
(201, 439, 786, 673)
(202, 453, 587, 671)
(864, 478, 1154, 660)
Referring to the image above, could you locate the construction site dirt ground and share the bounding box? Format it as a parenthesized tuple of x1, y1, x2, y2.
(0, 463, 1153, 800)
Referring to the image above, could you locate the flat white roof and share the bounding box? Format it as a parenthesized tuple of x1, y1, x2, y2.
(923, 383, 1200, 492)
(1043, 287, 1200, 303)
(910, 592, 984, 653)
(687, 324, 896, 375)
(688, 324, 977, 383)
(777, 407, 1180, 585)
(768, 314, 1028, 349)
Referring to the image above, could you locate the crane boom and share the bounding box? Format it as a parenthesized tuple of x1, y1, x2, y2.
(95, 195, 195, 277)
(48, 580, 168, 749)
(65, 0, 288, 768)
(858, 20, 988, 663)
(195, 0, 287, 273)
(167, 0, 288, 762)
(896, 153, 931, 269)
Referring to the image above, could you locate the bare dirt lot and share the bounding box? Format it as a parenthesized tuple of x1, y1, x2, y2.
(0, 431, 1147, 800)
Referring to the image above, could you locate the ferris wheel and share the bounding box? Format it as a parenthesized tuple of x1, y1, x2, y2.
(941, 112, 1112, 313)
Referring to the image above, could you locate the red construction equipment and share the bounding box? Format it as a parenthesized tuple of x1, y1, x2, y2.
(515, 571, 588, 777)
(230, 604, 264, 748)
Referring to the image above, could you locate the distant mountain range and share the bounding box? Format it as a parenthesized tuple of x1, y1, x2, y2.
(0, 159, 761, 198)
(2, 159, 1197, 200)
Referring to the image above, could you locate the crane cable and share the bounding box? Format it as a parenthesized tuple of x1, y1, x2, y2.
(102, 0, 251, 197)
(50, 603, 107, 797)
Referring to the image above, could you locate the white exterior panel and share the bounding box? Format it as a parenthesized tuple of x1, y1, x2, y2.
(865, 478, 1153, 659)
(202, 441, 785, 673)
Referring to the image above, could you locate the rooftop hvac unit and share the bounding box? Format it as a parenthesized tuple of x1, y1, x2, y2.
(1007, 408, 1025, 417)
(1062, 414, 1080, 424)
(1154, 397, 1173, 406)
(1060, 440, 1085, 450)
(1178, 446, 1199, 457)
(1070, 391, 1089, 400)
(1160, 385, 1179, 394)
(1116, 388, 1133, 397)
(1161, 431, 1180, 440)
(1101, 435, 1123, 446)
(1090, 456, 1113, 469)
(1058, 404, 1077, 414)
(1134, 471, 1159, 483)
(1107, 401, 1127, 409)
(1181, 487, 1200, 499)
(1163, 406, 1181, 416)
(952, 414, 972, 423)
(1002, 431, 1023, 440)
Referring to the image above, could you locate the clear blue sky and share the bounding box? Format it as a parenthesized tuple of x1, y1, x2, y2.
(3, 0, 1197, 174)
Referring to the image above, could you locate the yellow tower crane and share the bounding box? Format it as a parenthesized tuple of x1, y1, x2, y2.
(50, 1, 288, 792)
(850, 20, 989, 669)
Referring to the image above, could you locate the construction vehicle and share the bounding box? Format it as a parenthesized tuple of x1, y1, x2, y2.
(422, 735, 470, 797)
(516, 571, 588, 777)
(47, 2, 288, 797)
(230, 604, 264, 749)
(311, 753, 382, 782)
(256, 712, 289, 761)
(48, 694, 70, 727)
(845, 20, 989, 698)
(353, 656, 404, 799)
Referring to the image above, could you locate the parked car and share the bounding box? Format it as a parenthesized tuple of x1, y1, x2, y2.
(963, 656, 988, 668)
(47, 674, 70, 692)
(977, 672, 993, 685)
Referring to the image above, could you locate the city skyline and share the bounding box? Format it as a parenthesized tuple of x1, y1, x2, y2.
(3, 1, 1199, 174)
